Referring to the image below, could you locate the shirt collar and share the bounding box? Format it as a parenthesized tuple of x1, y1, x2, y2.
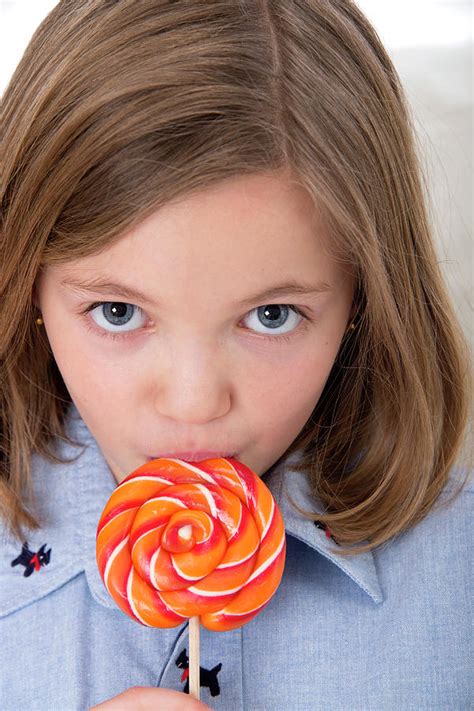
(0, 403, 382, 619)
(263, 454, 383, 604)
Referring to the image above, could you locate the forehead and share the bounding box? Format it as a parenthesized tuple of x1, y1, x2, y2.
(49, 173, 347, 304)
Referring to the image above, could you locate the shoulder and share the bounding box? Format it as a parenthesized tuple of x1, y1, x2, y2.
(374, 464, 472, 583)
(443, 458, 473, 492)
(432, 462, 473, 525)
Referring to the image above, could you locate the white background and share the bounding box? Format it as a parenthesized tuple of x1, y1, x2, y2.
(1, 1, 472, 347)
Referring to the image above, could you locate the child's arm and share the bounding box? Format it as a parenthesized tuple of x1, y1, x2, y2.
(89, 685, 210, 710)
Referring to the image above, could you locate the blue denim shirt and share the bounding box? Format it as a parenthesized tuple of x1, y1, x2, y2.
(0, 403, 472, 710)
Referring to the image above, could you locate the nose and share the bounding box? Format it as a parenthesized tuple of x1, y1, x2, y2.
(152, 341, 232, 425)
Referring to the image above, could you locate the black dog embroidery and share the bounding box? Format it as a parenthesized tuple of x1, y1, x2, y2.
(11, 541, 52, 577)
(314, 520, 338, 544)
(175, 648, 222, 697)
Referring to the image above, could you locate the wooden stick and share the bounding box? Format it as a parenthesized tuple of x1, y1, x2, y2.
(189, 615, 200, 700)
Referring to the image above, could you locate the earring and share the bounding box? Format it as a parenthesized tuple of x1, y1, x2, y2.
(35, 316, 44, 326)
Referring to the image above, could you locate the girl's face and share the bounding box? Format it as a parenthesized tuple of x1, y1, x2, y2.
(36, 172, 354, 482)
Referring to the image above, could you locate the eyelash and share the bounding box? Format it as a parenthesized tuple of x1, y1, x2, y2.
(80, 301, 312, 344)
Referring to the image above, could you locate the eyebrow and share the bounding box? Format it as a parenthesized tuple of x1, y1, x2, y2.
(60, 276, 333, 308)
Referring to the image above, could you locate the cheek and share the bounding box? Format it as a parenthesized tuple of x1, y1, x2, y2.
(243, 339, 339, 472)
(43, 314, 137, 411)
(244, 336, 338, 424)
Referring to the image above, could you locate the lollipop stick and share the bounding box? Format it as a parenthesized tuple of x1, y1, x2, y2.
(189, 615, 200, 700)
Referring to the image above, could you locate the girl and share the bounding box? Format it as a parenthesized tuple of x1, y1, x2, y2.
(1, 1, 472, 709)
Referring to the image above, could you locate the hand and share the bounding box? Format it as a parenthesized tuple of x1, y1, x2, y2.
(89, 686, 212, 710)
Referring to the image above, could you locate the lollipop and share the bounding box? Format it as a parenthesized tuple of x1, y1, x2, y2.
(96, 456, 286, 697)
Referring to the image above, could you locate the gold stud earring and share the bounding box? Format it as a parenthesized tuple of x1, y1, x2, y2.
(35, 316, 44, 326)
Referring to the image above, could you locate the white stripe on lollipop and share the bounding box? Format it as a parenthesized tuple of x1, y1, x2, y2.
(216, 541, 259, 569)
(149, 546, 170, 590)
(166, 460, 217, 483)
(213, 536, 285, 617)
(115, 475, 173, 492)
(171, 555, 205, 582)
(104, 535, 129, 594)
(99, 507, 138, 536)
(130, 521, 171, 555)
(222, 596, 269, 618)
(187, 580, 245, 597)
(227, 504, 242, 541)
(260, 496, 275, 541)
(181, 515, 213, 544)
(127, 568, 153, 626)
(194, 484, 218, 517)
(142, 495, 188, 508)
(130, 495, 187, 562)
(187, 530, 283, 598)
(246, 530, 284, 584)
(127, 568, 187, 624)
(226, 460, 252, 506)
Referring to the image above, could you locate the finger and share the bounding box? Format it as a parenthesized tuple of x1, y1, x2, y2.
(89, 685, 211, 710)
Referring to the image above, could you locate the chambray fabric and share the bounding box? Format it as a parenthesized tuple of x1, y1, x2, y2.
(0, 403, 472, 711)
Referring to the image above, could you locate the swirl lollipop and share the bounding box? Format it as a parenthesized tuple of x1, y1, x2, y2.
(96, 456, 286, 698)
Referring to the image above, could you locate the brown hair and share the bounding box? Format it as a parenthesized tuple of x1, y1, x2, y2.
(1, 0, 471, 555)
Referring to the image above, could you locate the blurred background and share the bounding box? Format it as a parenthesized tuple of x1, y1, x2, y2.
(1, 0, 472, 349)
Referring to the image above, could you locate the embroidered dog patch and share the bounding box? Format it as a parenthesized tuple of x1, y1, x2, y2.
(11, 541, 52, 577)
(314, 520, 338, 543)
(175, 647, 222, 697)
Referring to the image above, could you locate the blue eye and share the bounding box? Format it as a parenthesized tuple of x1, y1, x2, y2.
(87, 302, 146, 333)
(243, 304, 305, 337)
(82, 301, 310, 343)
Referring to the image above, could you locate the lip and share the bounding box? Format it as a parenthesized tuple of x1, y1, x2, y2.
(148, 451, 236, 462)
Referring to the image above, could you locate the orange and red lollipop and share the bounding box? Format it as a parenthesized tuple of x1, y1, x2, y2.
(96, 456, 286, 631)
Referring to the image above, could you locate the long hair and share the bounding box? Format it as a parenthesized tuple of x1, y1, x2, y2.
(1, 0, 471, 555)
